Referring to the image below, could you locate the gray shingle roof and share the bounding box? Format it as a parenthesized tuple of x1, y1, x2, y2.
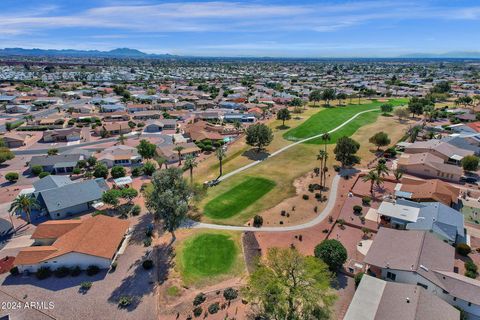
(33, 176, 73, 192)
(30, 154, 83, 168)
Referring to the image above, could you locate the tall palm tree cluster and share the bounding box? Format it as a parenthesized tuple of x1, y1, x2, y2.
(316, 133, 331, 195)
(362, 159, 389, 195)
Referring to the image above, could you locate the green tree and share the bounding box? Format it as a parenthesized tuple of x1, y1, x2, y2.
(277, 108, 291, 127)
(5, 172, 19, 182)
(215, 147, 226, 177)
(173, 145, 185, 166)
(393, 168, 404, 181)
(142, 161, 157, 176)
(93, 163, 108, 179)
(137, 139, 157, 160)
(145, 168, 192, 244)
(289, 97, 304, 107)
(117, 133, 126, 145)
(321, 88, 336, 106)
(182, 154, 198, 183)
(31, 165, 43, 176)
(369, 132, 391, 150)
(317, 150, 327, 189)
(121, 187, 138, 204)
(333, 136, 360, 167)
(461, 155, 480, 172)
(102, 189, 122, 209)
(321, 133, 331, 189)
(309, 90, 322, 106)
(375, 160, 389, 177)
(9, 194, 40, 224)
(155, 156, 168, 170)
(245, 123, 274, 152)
(243, 247, 336, 320)
(380, 103, 393, 114)
(87, 156, 97, 167)
(110, 166, 126, 179)
(362, 170, 383, 194)
(0, 147, 15, 164)
(393, 107, 409, 121)
(314, 239, 348, 272)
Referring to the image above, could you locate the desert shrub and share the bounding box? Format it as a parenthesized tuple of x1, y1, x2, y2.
(54, 266, 70, 278)
(193, 306, 203, 317)
(354, 272, 364, 288)
(302, 194, 309, 200)
(130, 204, 141, 216)
(38, 171, 50, 178)
(118, 295, 133, 308)
(131, 167, 143, 177)
(36, 266, 52, 280)
(253, 215, 263, 227)
(223, 287, 238, 301)
(208, 302, 220, 314)
(193, 292, 206, 306)
(353, 205, 363, 214)
(143, 237, 152, 247)
(111, 261, 118, 271)
(456, 243, 471, 256)
(71, 266, 81, 276)
(72, 167, 81, 175)
(80, 281, 92, 290)
(465, 270, 477, 279)
(362, 196, 371, 206)
(86, 265, 100, 276)
(31, 165, 43, 175)
(142, 259, 154, 270)
(465, 260, 478, 273)
(5, 172, 18, 182)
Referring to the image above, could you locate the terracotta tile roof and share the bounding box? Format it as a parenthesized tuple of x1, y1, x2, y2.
(467, 121, 480, 133)
(15, 215, 129, 266)
(31, 220, 82, 239)
(399, 178, 460, 205)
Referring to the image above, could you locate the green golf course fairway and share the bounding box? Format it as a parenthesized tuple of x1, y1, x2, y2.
(204, 177, 276, 219)
(284, 98, 408, 144)
(180, 233, 237, 279)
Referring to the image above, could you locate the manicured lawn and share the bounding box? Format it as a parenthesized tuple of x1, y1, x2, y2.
(178, 232, 242, 284)
(283, 98, 408, 144)
(204, 176, 276, 219)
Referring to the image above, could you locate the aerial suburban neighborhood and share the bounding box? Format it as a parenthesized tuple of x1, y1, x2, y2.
(1, 1, 480, 320)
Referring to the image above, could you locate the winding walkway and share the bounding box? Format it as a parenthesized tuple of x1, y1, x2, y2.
(186, 107, 380, 232)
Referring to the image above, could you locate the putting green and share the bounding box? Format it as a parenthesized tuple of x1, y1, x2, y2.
(204, 177, 276, 219)
(284, 98, 408, 144)
(180, 233, 237, 278)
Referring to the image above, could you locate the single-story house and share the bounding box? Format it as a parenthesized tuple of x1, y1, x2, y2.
(94, 122, 131, 136)
(2, 132, 27, 148)
(14, 215, 129, 272)
(403, 140, 474, 165)
(96, 145, 141, 167)
(396, 153, 463, 182)
(223, 113, 256, 123)
(157, 142, 201, 163)
(377, 198, 465, 243)
(344, 275, 459, 320)
(100, 104, 126, 113)
(395, 178, 460, 207)
(29, 153, 85, 173)
(43, 128, 82, 143)
(5, 104, 31, 114)
(364, 228, 480, 319)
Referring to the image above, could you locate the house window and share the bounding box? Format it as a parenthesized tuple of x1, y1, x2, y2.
(386, 271, 396, 281)
(453, 297, 457, 301)
(417, 282, 428, 289)
(442, 289, 448, 294)
(468, 302, 472, 307)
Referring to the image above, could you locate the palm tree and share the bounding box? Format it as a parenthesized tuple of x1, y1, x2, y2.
(375, 161, 389, 177)
(183, 154, 198, 183)
(117, 133, 126, 145)
(317, 150, 327, 187)
(393, 168, 404, 181)
(173, 145, 185, 166)
(362, 170, 382, 195)
(155, 156, 167, 169)
(9, 194, 39, 224)
(321, 133, 331, 188)
(215, 147, 226, 177)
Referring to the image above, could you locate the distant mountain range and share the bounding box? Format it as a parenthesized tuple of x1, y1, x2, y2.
(0, 47, 480, 60)
(0, 47, 175, 59)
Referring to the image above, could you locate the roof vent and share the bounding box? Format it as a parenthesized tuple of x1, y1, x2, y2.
(406, 297, 410, 303)
(420, 264, 429, 272)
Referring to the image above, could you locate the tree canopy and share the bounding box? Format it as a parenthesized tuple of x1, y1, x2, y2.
(137, 139, 157, 159)
(461, 155, 479, 172)
(277, 108, 291, 126)
(246, 123, 274, 152)
(369, 131, 391, 150)
(314, 239, 348, 272)
(333, 136, 360, 167)
(243, 247, 336, 320)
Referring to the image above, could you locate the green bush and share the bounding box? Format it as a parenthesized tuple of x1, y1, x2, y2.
(193, 292, 206, 306)
(208, 302, 220, 314)
(118, 295, 133, 308)
(110, 165, 126, 179)
(361, 196, 371, 206)
(353, 205, 363, 214)
(143, 237, 152, 247)
(142, 259, 154, 270)
(354, 272, 364, 288)
(465, 270, 477, 279)
(131, 167, 143, 177)
(223, 287, 238, 301)
(31, 165, 43, 176)
(72, 167, 81, 175)
(86, 265, 100, 276)
(71, 266, 81, 276)
(36, 266, 52, 280)
(130, 204, 141, 216)
(465, 260, 478, 273)
(5, 172, 19, 182)
(142, 162, 156, 176)
(193, 306, 203, 317)
(9, 266, 19, 276)
(38, 171, 50, 178)
(253, 215, 263, 228)
(314, 239, 348, 272)
(54, 266, 70, 278)
(456, 243, 471, 256)
(80, 281, 92, 290)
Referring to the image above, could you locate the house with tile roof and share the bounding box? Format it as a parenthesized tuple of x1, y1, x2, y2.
(96, 145, 141, 168)
(395, 178, 460, 206)
(364, 228, 480, 318)
(14, 215, 129, 272)
(344, 275, 459, 320)
(396, 152, 463, 182)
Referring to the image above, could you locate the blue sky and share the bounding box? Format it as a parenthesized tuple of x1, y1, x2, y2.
(1, 0, 480, 57)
